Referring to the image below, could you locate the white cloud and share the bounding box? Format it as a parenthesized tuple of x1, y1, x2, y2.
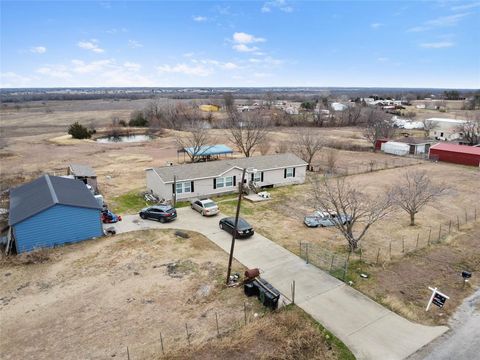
(420, 41, 454, 48)
(233, 32, 266, 44)
(451, 2, 480, 11)
(221, 62, 239, 70)
(128, 40, 143, 48)
(30, 46, 46, 54)
(36, 65, 72, 79)
(370, 23, 383, 29)
(247, 56, 283, 66)
(77, 39, 105, 53)
(71, 59, 113, 73)
(407, 12, 471, 32)
(261, 0, 293, 13)
(0, 72, 33, 87)
(123, 62, 141, 71)
(233, 44, 259, 52)
(157, 63, 212, 76)
(193, 15, 207, 22)
(106, 27, 127, 34)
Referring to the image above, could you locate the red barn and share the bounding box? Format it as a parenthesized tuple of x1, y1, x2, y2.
(429, 143, 480, 166)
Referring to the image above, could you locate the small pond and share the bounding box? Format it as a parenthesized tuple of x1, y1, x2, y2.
(96, 134, 154, 143)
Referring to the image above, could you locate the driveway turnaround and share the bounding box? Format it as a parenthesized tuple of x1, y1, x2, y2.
(113, 208, 448, 360)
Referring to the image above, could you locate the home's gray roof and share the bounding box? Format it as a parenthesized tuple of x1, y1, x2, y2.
(69, 163, 96, 177)
(392, 137, 434, 145)
(9, 174, 101, 226)
(149, 153, 308, 183)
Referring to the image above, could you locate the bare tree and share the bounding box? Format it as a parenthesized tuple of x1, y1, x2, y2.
(421, 118, 438, 138)
(292, 130, 324, 171)
(393, 170, 447, 226)
(276, 141, 290, 154)
(457, 114, 480, 145)
(223, 93, 236, 115)
(339, 105, 362, 126)
(312, 177, 394, 252)
(362, 108, 396, 148)
(258, 140, 271, 155)
(325, 148, 338, 175)
(227, 112, 269, 157)
(176, 120, 214, 163)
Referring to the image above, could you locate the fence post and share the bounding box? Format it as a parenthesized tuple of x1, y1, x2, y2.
(330, 255, 335, 272)
(359, 247, 363, 263)
(185, 323, 190, 345)
(343, 257, 349, 281)
(428, 228, 432, 246)
(465, 209, 468, 223)
(215, 312, 220, 337)
(402, 238, 405, 253)
(160, 332, 165, 355)
(127, 347, 130, 360)
(416, 233, 419, 249)
(306, 243, 309, 264)
(291, 280, 296, 304)
(449, 220, 452, 233)
(299, 240, 302, 257)
(457, 215, 460, 230)
(376, 248, 380, 264)
(389, 241, 392, 260)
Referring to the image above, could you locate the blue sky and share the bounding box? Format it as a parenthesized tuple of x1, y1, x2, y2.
(1, 0, 479, 88)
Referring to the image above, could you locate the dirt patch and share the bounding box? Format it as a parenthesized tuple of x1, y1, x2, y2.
(0, 230, 264, 360)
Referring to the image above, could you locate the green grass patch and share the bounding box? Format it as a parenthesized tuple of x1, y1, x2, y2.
(110, 190, 149, 214)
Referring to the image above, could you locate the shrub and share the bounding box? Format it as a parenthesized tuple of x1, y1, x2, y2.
(68, 122, 92, 139)
(129, 110, 149, 127)
(118, 119, 127, 127)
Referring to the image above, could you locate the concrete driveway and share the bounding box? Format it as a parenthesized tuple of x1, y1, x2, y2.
(112, 207, 447, 360)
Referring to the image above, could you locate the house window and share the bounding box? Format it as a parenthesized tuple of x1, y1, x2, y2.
(285, 168, 294, 178)
(254, 172, 262, 182)
(216, 176, 234, 189)
(176, 181, 191, 194)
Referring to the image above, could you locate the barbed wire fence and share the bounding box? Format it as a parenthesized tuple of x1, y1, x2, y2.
(299, 206, 478, 282)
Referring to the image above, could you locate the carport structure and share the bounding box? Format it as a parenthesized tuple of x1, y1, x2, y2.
(177, 144, 233, 163)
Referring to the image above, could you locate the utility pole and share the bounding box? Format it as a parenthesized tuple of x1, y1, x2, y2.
(173, 174, 177, 207)
(226, 167, 247, 285)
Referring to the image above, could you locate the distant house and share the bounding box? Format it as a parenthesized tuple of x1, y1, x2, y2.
(426, 118, 467, 141)
(146, 153, 308, 201)
(331, 102, 348, 111)
(429, 143, 480, 166)
(199, 104, 221, 112)
(8, 175, 103, 254)
(382, 137, 434, 156)
(68, 164, 98, 193)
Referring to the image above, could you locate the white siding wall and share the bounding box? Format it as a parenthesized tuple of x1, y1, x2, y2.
(146, 165, 308, 201)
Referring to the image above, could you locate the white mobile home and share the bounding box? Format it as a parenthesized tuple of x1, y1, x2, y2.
(146, 153, 308, 201)
(426, 118, 467, 141)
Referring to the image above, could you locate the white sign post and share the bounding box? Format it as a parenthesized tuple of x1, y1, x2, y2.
(426, 287, 450, 311)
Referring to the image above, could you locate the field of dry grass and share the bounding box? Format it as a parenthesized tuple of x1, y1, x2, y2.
(0, 230, 265, 359)
(351, 222, 480, 326)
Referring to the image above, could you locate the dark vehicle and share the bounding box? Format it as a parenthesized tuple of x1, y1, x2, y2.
(219, 217, 254, 239)
(101, 210, 122, 224)
(139, 205, 177, 223)
(304, 211, 351, 228)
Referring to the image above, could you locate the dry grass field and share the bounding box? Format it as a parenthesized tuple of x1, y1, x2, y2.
(0, 230, 262, 359)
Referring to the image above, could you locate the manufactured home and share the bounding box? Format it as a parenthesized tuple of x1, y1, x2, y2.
(146, 153, 308, 201)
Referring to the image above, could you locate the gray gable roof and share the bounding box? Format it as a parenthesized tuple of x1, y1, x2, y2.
(69, 164, 96, 177)
(9, 175, 101, 226)
(150, 153, 307, 183)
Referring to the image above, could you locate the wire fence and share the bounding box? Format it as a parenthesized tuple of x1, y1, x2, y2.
(299, 206, 478, 283)
(299, 242, 349, 281)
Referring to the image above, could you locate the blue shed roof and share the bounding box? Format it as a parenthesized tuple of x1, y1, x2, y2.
(182, 144, 233, 157)
(9, 174, 101, 226)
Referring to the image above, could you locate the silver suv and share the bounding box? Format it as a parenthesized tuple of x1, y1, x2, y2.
(190, 198, 220, 216)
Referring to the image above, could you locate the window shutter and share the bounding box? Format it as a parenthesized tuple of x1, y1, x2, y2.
(172, 183, 175, 194)
(251, 173, 254, 182)
(213, 178, 216, 189)
(293, 168, 296, 177)
(284, 168, 287, 178)
(191, 181, 194, 192)
(233, 176, 236, 186)
(261, 172, 264, 182)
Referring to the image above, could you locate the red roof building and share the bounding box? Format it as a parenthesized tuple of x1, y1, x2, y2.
(429, 143, 480, 166)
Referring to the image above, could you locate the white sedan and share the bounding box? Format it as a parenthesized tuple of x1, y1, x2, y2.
(190, 198, 220, 216)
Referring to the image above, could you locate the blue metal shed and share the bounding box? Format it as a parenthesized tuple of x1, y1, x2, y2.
(8, 175, 103, 253)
